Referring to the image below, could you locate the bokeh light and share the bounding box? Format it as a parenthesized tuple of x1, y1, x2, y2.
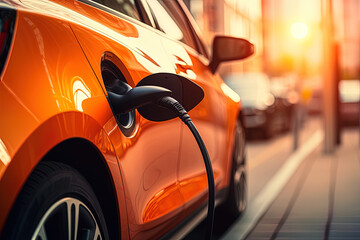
(291, 22, 308, 39)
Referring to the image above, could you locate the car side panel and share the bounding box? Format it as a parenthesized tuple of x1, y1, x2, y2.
(53, 0, 176, 85)
(161, 38, 236, 210)
(0, 10, 106, 172)
(63, 2, 186, 238)
(0, 0, 243, 238)
(157, 2, 240, 214)
(0, 10, 129, 237)
(2, 0, 187, 238)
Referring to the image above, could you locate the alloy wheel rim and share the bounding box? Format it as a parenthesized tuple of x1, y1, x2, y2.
(31, 197, 102, 240)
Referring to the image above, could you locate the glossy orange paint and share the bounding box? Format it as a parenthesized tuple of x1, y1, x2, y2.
(64, 2, 188, 237)
(0, 0, 243, 239)
(0, 6, 130, 238)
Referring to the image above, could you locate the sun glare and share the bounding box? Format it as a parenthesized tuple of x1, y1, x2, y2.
(291, 22, 308, 39)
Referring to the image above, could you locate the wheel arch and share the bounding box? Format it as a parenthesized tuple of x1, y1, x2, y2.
(237, 109, 246, 130)
(0, 112, 124, 239)
(235, 109, 246, 166)
(217, 108, 247, 219)
(223, 108, 246, 190)
(42, 137, 120, 240)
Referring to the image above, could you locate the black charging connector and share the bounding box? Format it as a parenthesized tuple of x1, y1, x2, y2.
(159, 96, 215, 240)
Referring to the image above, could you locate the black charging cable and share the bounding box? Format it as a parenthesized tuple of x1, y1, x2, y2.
(159, 96, 215, 240)
(109, 85, 215, 239)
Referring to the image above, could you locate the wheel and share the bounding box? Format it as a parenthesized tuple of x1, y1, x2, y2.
(221, 121, 247, 220)
(1, 161, 109, 240)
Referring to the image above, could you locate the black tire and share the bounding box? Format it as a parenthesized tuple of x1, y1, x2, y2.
(221, 122, 247, 220)
(1, 161, 109, 240)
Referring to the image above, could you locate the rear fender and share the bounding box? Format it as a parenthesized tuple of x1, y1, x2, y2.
(0, 112, 128, 239)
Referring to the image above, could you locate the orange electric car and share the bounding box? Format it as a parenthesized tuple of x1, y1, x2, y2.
(0, 0, 254, 239)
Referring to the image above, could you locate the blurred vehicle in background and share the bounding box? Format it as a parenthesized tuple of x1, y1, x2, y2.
(225, 73, 289, 138)
(270, 77, 297, 131)
(339, 79, 360, 126)
(307, 87, 323, 115)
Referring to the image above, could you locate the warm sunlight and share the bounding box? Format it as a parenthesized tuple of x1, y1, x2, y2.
(291, 22, 308, 39)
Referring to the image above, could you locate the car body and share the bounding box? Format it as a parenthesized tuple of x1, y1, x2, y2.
(225, 72, 288, 138)
(0, 0, 253, 239)
(307, 87, 323, 115)
(269, 77, 296, 132)
(339, 79, 360, 126)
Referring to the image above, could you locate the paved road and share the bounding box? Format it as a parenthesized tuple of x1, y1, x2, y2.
(244, 124, 360, 240)
(221, 118, 360, 240)
(185, 116, 323, 239)
(221, 117, 323, 239)
(247, 116, 321, 201)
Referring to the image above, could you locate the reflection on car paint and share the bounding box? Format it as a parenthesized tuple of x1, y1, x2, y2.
(73, 77, 91, 112)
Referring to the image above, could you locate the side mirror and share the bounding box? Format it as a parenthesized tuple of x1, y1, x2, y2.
(209, 36, 255, 74)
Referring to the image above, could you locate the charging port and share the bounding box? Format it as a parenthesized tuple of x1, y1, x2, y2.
(101, 61, 136, 137)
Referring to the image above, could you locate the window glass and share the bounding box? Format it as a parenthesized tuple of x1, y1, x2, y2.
(92, 0, 141, 20)
(147, 0, 197, 50)
(193, 28, 209, 58)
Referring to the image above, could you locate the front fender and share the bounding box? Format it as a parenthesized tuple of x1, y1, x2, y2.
(0, 111, 127, 236)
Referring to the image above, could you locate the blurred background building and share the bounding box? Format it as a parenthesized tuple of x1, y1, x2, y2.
(184, 0, 263, 77)
(184, 0, 360, 149)
(184, 0, 360, 82)
(339, 0, 360, 79)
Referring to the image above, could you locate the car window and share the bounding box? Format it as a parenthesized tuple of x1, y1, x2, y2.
(92, 0, 141, 20)
(147, 0, 197, 50)
(194, 32, 209, 58)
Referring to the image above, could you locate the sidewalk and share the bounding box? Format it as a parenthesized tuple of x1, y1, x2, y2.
(222, 125, 360, 240)
(223, 126, 360, 239)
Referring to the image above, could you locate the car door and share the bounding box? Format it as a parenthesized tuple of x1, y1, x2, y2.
(66, 0, 184, 238)
(146, 0, 230, 211)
